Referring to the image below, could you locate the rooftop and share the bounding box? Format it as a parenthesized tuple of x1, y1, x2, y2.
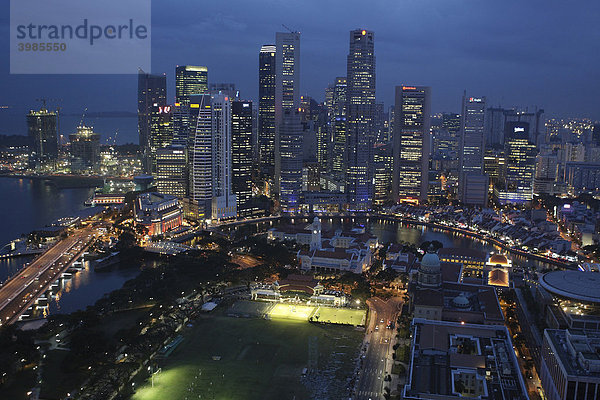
(405, 319, 528, 400)
(540, 271, 600, 304)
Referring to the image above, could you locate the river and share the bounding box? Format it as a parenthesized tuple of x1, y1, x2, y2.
(0, 177, 145, 315)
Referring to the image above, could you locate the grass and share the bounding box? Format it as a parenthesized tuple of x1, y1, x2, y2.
(268, 303, 316, 321)
(131, 313, 363, 400)
(312, 307, 366, 326)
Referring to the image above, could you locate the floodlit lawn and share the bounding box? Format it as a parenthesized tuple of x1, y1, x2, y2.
(268, 303, 316, 321)
(312, 307, 366, 326)
(131, 314, 363, 400)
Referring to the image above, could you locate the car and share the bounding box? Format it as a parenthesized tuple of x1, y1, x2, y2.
(380, 319, 384, 323)
(375, 326, 379, 330)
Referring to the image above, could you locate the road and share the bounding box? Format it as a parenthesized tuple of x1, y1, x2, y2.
(0, 226, 95, 325)
(354, 297, 402, 400)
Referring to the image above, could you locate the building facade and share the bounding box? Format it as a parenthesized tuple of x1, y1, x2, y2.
(138, 71, 166, 172)
(346, 29, 376, 210)
(392, 85, 431, 204)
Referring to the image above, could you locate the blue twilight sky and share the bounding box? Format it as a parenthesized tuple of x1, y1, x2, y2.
(0, 0, 599, 141)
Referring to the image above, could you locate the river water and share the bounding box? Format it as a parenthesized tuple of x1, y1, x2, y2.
(0, 178, 549, 317)
(0, 177, 143, 315)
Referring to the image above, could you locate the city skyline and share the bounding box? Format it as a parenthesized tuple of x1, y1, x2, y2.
(1, 0, 600, 141)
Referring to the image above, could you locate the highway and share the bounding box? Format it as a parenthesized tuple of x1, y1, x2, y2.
(0, 226, 96, 325)
(354, 297, 402, 400)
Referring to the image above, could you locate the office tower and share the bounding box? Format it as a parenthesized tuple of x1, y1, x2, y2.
(484, 107, 506, 147)
(534, 152, 559, 195)
(302, 161, 321, 192)
(441, 113, 461, 154)
(459, 95, 486, 174)
(279, 108, 303, 212)
(138, 71, 166, 172)
(27, 107, 58, 164)
(189, 93, 237, 220)
(392, 85, 431, 204)
(210, 94, 237, 220)
(329, 77, 348, 182)
(540, 329, 600, 400)
(175, 65, 208, 105)
(346, 29, 376, 209)
(274, 32, 301, 195)
(148, 104, 173, 174)
(156, 145, 188, 198)
(209, 83, 237, 98)
(374, 102, 385, 144)
(593, 124, 600, 146)
(387, 105, 395, 143)
(484, 149, 506, 185)
(190, 94, 213, 219)
(494, 122, 536, 204)
(231, 100, 253, 217)
(459, 94, 488, 206)
(69, 125, 100, 173)
(258, 44, 276, 178)
(374, 143, 393, 205)
(171, 102, 190, 146)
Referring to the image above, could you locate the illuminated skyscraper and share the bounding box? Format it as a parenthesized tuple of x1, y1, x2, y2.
(346, 29, 375, 209)
(175, 65, 208, 105)
(69, 125, 100, 173)
(148, 104, 173, 174)
(190, 94, 213, 219)
(156, 145, 188, 198)
(494, 122, 536, 204)
(328, 77, 347, 182)
(189, 93, 237, 220)
(392, 85, 431, 204)
(459, 94, 486, 174)
(458, 94, 488, 206)
(279, 108, 303, 212)
(27, 107, 58, 164)
(232, 100, 254, 217)
(274, 32, 300, 196)
(137, 71, 166, 172)
(258, 44, 276, 178)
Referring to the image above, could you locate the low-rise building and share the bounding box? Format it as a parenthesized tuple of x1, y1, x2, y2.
(404, 319, 529, 399)
(134, 192, 183, 236)
(540, 329, 600, 400)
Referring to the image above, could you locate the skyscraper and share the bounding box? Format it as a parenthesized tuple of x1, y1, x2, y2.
(494, 122, 536, 204)
(148, 104, 173, 173)
(189, 93, 237, 220)
(459, 94, 486, 174)
(175, 65, 208, 105)
(232, 100, 254, 217)
(392, 85, 431, 204)
(190, 94, 213, 219)
(138, 71, 166, 172)
(69, 125, 100, 173)
(329, 77, 347, 182)
(274, 31, 300, 195)
(346, 29, 375, 209)
(27, 107, 58, 164)
(156, 145, 188, 198)
(258, 44, 276, 179)
(279, 108, 303, 212)
(458, 94, 488, 206)
(210, 94, 237, 220)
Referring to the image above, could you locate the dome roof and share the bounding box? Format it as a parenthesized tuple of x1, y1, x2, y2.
(452, 293, 471, 309)
(489, 254, 509, 266)
(420, 251, 441, 273)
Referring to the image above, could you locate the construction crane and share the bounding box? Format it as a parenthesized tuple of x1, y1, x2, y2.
(79, 107, 88, 128)
(281, 24, 300, 34)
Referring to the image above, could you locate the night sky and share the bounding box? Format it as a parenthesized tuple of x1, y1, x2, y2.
(1, 0, 598, 139)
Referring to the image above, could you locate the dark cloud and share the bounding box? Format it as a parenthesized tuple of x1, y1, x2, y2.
(0, 0, 598, 139)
